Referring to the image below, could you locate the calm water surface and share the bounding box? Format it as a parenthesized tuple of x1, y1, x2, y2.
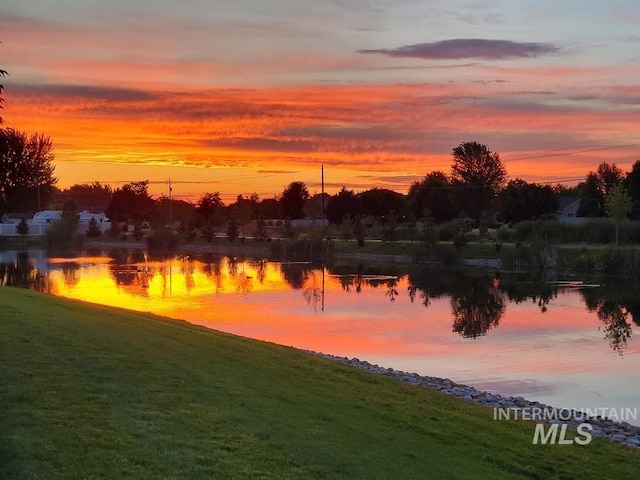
(2, 249, 639, 423)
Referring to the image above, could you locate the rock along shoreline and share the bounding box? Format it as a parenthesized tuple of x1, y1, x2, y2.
(306, 350, 640, 450)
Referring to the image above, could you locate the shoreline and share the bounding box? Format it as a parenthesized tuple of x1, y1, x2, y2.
(307, 350, 640, 449)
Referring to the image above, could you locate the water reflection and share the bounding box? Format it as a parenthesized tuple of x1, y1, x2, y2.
(0, 251, 42, 290)
(2, 250, 638, 357)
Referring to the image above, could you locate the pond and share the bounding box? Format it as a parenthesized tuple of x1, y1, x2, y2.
(2, 248, 639, 424)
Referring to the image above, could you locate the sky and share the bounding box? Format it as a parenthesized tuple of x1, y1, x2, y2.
(2, 0, 640, 203)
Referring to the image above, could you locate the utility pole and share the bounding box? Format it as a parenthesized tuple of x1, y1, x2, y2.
(168, 178, 172, 231)
(321, 164, 325, 224)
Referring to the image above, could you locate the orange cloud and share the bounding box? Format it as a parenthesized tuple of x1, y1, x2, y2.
(5, 62, 640, 197)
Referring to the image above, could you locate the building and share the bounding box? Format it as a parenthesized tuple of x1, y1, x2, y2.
(0, 210, 111, 236)
(556, 196, 584, 223)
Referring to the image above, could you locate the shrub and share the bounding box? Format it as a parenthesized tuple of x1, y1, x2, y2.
(436, 220, 460, 241)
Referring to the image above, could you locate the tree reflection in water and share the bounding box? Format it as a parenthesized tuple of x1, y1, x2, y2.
(108, 249, 152, 296)
(450, 275, 505, 338)
(582, 285, 636, 356)
(0, 251, 46, 291)
(4, 251, 640, 355)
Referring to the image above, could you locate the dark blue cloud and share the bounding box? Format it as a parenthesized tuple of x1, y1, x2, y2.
(359, 39, 560, 60)
(13, 83, 155, 102)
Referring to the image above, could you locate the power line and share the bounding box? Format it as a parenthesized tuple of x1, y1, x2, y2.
(506, 141, 640, 162)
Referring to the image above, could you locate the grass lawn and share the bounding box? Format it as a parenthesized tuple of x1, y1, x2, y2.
(1, 287, 639, 479)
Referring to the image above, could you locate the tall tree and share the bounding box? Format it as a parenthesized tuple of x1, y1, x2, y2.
(105, 181, 155, 226)
(407, 171, 456, 224)
(605, 183, 632, 246)
(0, 67, 7, 125)
(195, 192, 224, 223)
(623, 160, 640, 220)
(326, 187, 359, 225)
(450, 141, 506, 225)
(577, 162, 624, 217)
(0, 128, 57, 215)
(280, 181, 309, 219)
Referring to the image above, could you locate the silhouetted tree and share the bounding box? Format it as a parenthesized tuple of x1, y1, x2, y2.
(105, 181, 155, 228)
(357, 188, 406, 220)
(254, 215, 268, 241)
(623, 160, 640, 220)
(258, 197, 280, 219)
(0, 67, 7, 125)
(17, 217, 29, 236)
(450, 141, 506, 225)
(86, 217, 101, 237)
(226, 218, 239, 242)
(0, 128, 57, 215)
(498, 179, 558, 223)
(605, 183, 632, 246)
(280, 181, 309, 219)
(326, 186, 359, 224)
(408, 171, 456, 224)
(55, 182, 112, 212)
(577, 162, 624, 217)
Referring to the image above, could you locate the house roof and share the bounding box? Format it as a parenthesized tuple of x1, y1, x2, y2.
(557, 196, 580, 212)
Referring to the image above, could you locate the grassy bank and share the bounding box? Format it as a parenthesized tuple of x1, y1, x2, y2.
(1, 288, 639, 479)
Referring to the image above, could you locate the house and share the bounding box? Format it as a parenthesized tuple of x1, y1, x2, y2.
(556, 196, 584, 223)
(0, 210, 112, 236)
(32, 210, 62, 224)
(1, 213, 29, 224)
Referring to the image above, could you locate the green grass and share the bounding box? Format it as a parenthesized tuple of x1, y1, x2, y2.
(333, 239, 417, 256)
(1, 288, 639, 479)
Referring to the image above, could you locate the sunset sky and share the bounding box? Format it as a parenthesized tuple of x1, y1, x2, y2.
(2, 0, 640, 202)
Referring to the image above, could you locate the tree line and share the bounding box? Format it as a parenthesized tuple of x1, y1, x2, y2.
(2, 61, 639, 234)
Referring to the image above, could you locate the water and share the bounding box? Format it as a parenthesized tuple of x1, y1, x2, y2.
(2, 248, 639, 424)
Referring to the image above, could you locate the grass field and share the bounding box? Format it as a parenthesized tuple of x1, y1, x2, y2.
(1, 287, 639, 479)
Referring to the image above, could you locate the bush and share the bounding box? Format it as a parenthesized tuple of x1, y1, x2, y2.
(436, 220, 460, 241)
(496, 226, 511, 242)
(452, 233, 467, 249)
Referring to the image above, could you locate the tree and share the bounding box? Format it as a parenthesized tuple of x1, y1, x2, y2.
(303, 193, 328, 224)
(498, 179, 558, 223)
(258, 197, 280, 219)
(17, 216, 29, 236)
(0, 128, 57, 215)
(86, 217, 101, 237)
(280, 181, 309, 219)
(253, 215, 268, 241)
(0, 68, 7, 125)
(56, 182, 112, 212)
(357, 188, 406, 220)
(326, 187, 359, 225)
(577, 162, 624, 217)
(623, 160, 640, 220)
(408, 171, 456, 224)
(605, 183, 632, 246)
(46, 201, 79, 250)
(450, 141, 506, 225)
(105, 181, 155, 227)
(226, 218, 239, 242)
(231, 194, 253, 238)
(196, 192, 224, 220)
